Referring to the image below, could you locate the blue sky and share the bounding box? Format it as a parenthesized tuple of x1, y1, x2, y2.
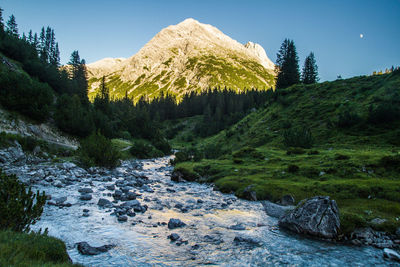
(2, 0, 400, 81)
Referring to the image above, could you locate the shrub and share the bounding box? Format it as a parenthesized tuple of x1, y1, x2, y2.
(336, 105, 361, 128)
(379, 155, 400, 171)
(203, 143, 225, 159)
(0, 170, 46, 232)
(233, 158, 244, 164)
(340, 212, 367, 235)
(368, 102, 400, 125)
(286, 147, 305, 155)
(129, 141, 162, 159)
(152, 137, 171, 155)
(232, 146, 263, 159)
(335, 154, 350, 160)
(287, 164, 300, 173)
(283, 127, 314, 148)
(78, 132, 120, 168)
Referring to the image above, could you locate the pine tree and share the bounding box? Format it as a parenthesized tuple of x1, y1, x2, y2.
(28, 30, 33, 44)
(39, 27, 46, 62)
(275, 39, 300, 89)
(6, 15, 18, 37)
(301, 52, 319, 84)
(0, 7, 4, 33)
(68, 51, 89, 104)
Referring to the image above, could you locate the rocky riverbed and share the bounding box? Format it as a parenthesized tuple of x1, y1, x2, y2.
(1, 144, 399, 266)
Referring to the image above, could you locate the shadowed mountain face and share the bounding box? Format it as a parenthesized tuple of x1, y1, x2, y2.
(87, 18, 276, 102)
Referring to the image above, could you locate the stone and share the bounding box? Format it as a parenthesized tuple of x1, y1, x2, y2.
(117, 215, 128, 222)
(168, 218, 186, 229)
(63, 162, 76, 170)
(229, 223, 246, 231)
(121, 200, 141, 208)
(80, 194, 92, 201)
(396, 227, 400, 238)
(78, 188, 93, 194)
(168, 233, 180, 241)
(370, 218, 387, 225)
(242, 185, 257, 201)
(261, 200, 294, 219)
(383, 248, 400, 262)
(234, 235, 262, 246)
(106, 184, 115, 191)
(97, 198, 112, 207)
(76, 242, 115, 255)
(54, 196, 67, 205)
(281, 195, 295, 206)
(278, 196, 340, 239)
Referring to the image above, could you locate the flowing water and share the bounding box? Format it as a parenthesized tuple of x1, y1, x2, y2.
(25, 157, 393, 266)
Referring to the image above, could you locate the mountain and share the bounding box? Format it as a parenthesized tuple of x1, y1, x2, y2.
(87, 18, 275, 101)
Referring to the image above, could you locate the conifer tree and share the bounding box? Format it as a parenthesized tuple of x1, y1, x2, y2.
(6, 14, 18, 37)
(68, 51, 89, 104)
(28, 30, 33, 44)
(0, 7, 4, 34)
(275, 39, 300, 89)
(301, 52, 319, 84)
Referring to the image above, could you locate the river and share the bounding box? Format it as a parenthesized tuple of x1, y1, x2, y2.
(15, 156, 391, 266)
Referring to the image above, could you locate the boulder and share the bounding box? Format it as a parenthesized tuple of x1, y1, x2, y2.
(168, 218, 186, 229)
(97, 198, 112, 207)
(79, 194, 92, 201)
(278, 196, 340, 239)
(383, 248, 400, 262)
(76, 242, 115, 255)
(168, 233, 180, 241)
(78, 188, 93, 194)
(261, 200, 294, 219)
(117, 215, 128, 222)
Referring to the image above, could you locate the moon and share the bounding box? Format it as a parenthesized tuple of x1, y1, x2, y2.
(360, 34, 364, 38)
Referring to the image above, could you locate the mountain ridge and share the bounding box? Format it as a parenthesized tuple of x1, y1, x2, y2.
(87, 18, 275, 101)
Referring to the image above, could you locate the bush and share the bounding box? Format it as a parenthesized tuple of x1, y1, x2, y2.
(0, 170, 46, 232)
(335, 154, 350, 160)
(287, 164, 300, 173)
(152, 137, 171, 155)
(232, 146, 263, 159)
(379, 155, 400, 171)
(78, 132, 120, 168)
(129, 141, 162, 159)
(336, 105, 361, 128)
(286, 147, 305, 155)
(368, 102, 400, 125)
(203, 143, 226, 159)
(283, 127, 314, 148)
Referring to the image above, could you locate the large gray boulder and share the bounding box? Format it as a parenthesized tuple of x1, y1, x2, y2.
(278, 196, 340, 239)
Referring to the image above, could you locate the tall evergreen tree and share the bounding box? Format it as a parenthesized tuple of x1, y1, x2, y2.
(275, 39, 300, 89)
(0, 7, 4, 34)
(68, 51, 89, 104)
(301, 52, 319, 84)
(6, 15, 18, 37)
(28, 30, 33, 44)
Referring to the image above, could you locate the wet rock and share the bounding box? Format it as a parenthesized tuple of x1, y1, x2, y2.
(370, 218, 387, 225)
(98, 198, 112, 207)
(141, 184, 154, 193)
(234, 235, 262, 246)
(242, 185, 257, 201)
(63, 162, 76, 170)
(280, 195, 295, 206)
(121, 200, 141, 208)
(118, 215, 128, 222)
(54, 196, 67, 205)
(261, 200, 294, 218)
(383, 248, 400, 262)
(127, 210, 136, 217)
(80, 194, 92, 201)
(126, 191, 138, 200)
(78, 188, 93, 194)
(396, 228, 400, 238)
(168, 218, 186, 229)
(106, 184, 115, 191)
(203, 235, 223, 245)
(54, 181, 63, 188)
(168, 233, 180, 241)
(113, 190, 123, 199)
(76, 242, 115, 255)
(229, 223, 246, 231)
(176, 240, 188, 246)
(278, 196, 340, 239)
(197, 199, 204, 204)
(351, 228, 394, 248)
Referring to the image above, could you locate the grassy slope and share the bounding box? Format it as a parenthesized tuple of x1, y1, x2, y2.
(0, 230, 81, 267)
(174, 72, 400, 234)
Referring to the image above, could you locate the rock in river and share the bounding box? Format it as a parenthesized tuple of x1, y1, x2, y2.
(278, 196, 340, 239)
(97, 198, 112, 207)
(168, 218, 186, 229)
(383, 248, 400, 262)
(80, 194, 92, 201)
(76, 242, 115, 255)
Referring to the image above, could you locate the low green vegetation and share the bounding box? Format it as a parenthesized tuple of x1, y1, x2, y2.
(0, 230, 80, 267)
(77, 132, 121, 168)
(173, 71, 400, 235)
